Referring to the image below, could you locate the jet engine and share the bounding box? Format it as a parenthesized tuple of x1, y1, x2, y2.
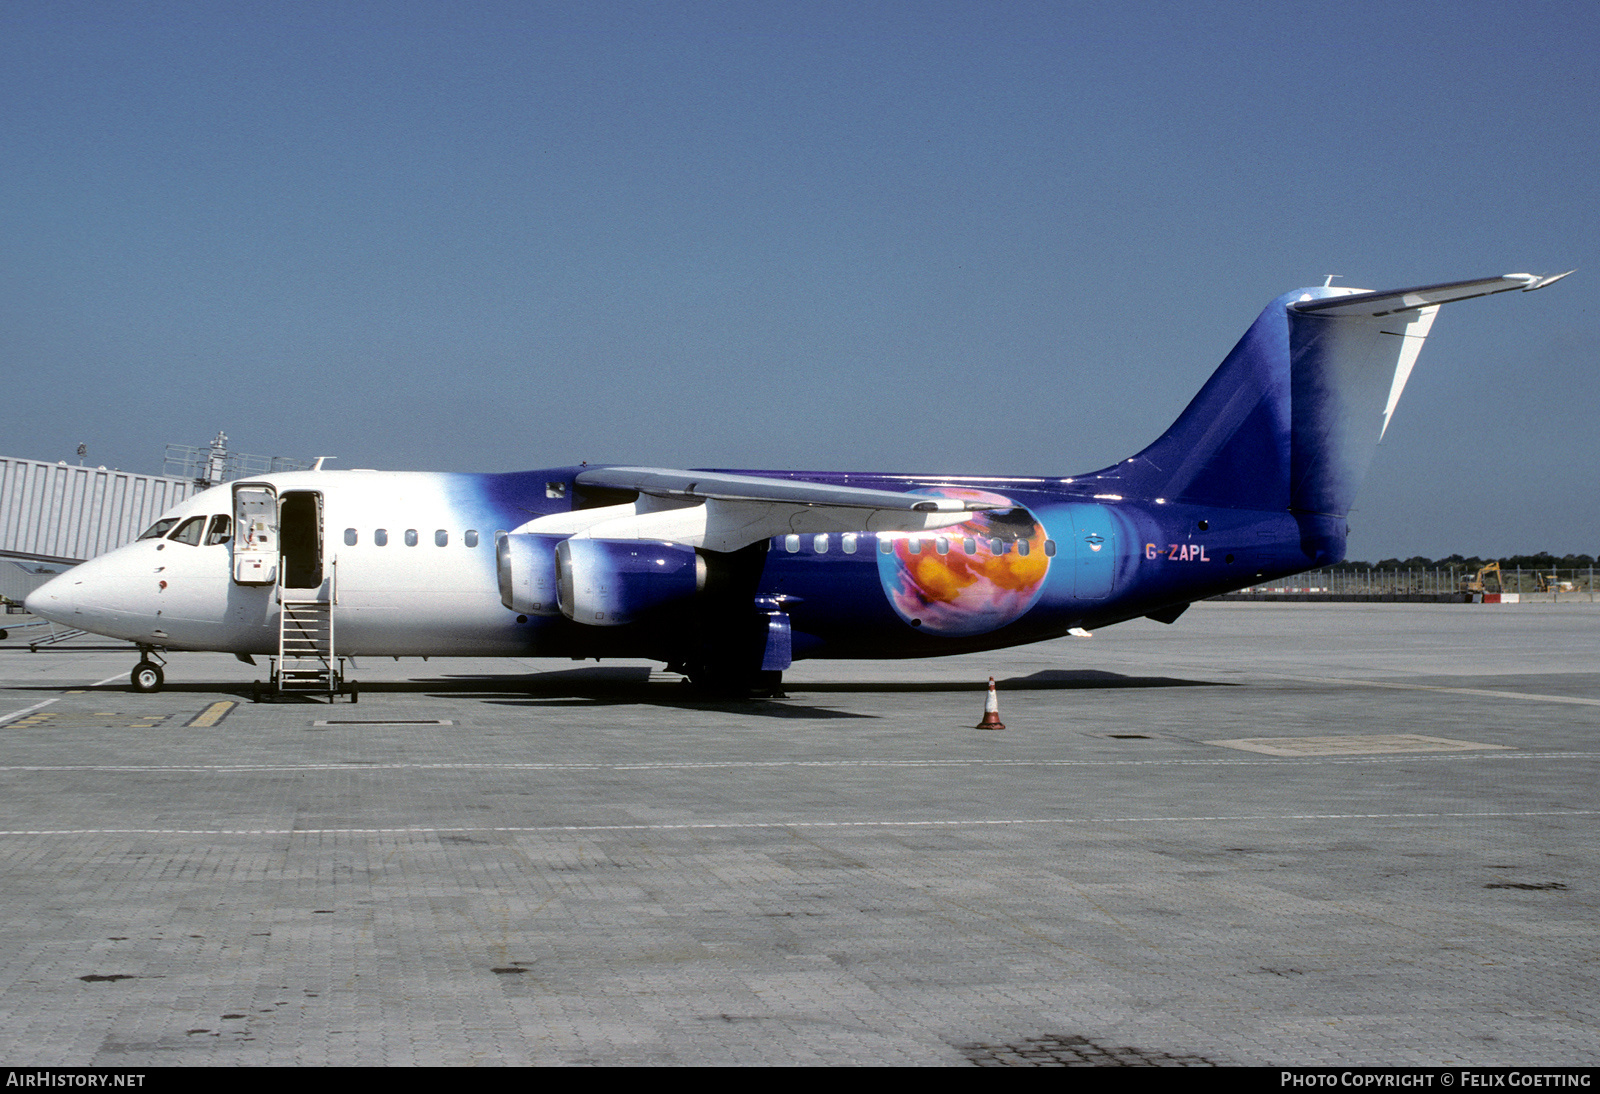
(496, 533, 565, 616)
(556, 538, 706, 626)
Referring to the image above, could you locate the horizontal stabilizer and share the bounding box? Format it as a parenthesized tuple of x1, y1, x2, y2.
(1291, 271, 1573, 318)
(1104, 269, 1570, 523)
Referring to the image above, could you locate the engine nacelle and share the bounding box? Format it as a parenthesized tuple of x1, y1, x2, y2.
(556, 538, 706, 626)
(496, 533, 565, 616)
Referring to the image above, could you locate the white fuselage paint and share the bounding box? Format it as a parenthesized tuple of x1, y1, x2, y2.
(27, 472, 528, 657)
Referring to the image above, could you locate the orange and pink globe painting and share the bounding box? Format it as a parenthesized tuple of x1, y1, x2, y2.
(875, 488, 1052, 636)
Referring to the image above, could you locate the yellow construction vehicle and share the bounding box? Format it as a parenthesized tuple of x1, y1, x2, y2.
(1461, 562, 1507, 594)
(1532, 571, 1574, 593)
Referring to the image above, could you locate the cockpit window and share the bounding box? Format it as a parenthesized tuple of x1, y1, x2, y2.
(205, 515, 232, 546)
(138, 518, 177, 541)
(168, 516, 206, 546)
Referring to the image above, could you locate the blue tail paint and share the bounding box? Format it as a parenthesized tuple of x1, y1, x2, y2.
(1097, 285, 1406, 517)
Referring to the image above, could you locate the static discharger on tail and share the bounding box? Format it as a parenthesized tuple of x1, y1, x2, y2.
(25, 271, 1571, 700)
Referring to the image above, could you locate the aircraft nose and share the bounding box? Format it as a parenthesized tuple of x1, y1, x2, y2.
(24, 571, 76, 624)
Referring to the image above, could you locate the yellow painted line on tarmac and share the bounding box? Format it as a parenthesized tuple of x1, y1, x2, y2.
(0, 701, 60, 727)
(185, 701, 237, 728)
(0, 673, 133, 728)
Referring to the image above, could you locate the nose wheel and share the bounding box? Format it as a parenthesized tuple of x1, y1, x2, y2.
(131, 660, 165, 693)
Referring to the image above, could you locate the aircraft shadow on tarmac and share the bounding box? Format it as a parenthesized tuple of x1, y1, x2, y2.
(35, 665, 1226, 719)
(796, 669, 1231, 694)
(431, 666, 1226, 719)
(438, 666, 1227, 720)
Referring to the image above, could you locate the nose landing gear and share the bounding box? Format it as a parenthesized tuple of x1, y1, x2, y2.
(130, 648, 167, 693)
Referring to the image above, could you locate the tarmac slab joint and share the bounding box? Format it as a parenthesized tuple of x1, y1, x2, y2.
(1205, 733, 1514, 756)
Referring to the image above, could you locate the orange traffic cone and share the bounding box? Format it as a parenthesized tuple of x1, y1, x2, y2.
(975, 676, 1006, 730)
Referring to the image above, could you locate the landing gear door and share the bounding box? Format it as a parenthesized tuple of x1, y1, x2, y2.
(232, 484, 279, 585)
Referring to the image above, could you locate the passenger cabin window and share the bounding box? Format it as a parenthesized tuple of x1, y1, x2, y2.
(344, 528, 358, 546)
(138, 518, 177, 541)
(908, 539, 922, 554)
(842, 534, 858, 554)
(879, 538, 893, 555)
(465, 530, 479, 548)
(168, 516, 206, 546)
(1043, 539, 1057, 557)
(204, 515, 232, 546)
(813, 534, 829, 554)
(435, 529, 448, 547)
(1017, 540, 1030, 557)
(963, 537, 976, 555)
(935, 537, 949, 555)
(784, 534, 800, 553)
(405, 529, 418, 547)
(991, 538, 1007, 554)
(374, 528, 388, 547)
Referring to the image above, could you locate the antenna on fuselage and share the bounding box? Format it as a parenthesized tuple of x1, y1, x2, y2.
(1323, 275, 1341, 287)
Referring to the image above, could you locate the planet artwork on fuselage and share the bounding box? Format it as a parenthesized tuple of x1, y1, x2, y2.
(875, 487, 1051, 636)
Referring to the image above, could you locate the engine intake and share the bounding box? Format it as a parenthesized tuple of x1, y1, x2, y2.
(496, 533, 564, 616)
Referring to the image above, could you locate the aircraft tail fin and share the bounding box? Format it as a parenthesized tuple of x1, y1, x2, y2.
(1104, 272, 1570, 519)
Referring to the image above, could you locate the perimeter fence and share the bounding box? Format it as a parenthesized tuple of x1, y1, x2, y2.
(1218, 566, 1599, 601)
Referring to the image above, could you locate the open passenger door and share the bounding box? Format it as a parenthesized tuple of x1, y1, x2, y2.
(232, 484, 278, 585)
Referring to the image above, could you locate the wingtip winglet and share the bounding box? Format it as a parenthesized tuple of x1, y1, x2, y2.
(1524, 269, 1575, 291)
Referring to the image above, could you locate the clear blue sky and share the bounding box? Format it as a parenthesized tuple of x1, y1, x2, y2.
(4, 1, 1595, 560)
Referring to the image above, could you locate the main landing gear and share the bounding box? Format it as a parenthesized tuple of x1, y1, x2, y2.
(130, 647, 167, 693)
(672, 661, 787, 699)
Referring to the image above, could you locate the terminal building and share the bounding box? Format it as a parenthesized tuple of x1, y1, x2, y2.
(0, 457, 196, 604)
(0, 434, 305, 605)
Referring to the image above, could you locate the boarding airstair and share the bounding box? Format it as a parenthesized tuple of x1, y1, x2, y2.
(276, 598, 344, 699)
(235, 484, 354, 702)
(270, 586, 353, 702)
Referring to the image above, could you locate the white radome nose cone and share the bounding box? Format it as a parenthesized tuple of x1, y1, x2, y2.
(24, 573, 74, 623)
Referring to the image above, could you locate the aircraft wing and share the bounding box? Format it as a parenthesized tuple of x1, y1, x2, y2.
(512, 466, 1000, 553)
(576, 466, 993, 513)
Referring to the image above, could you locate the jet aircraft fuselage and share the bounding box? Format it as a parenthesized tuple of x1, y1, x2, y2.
(35, 467, 1305, 660)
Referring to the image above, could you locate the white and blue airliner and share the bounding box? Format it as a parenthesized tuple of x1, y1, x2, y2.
(26, 272, 1570, 698)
